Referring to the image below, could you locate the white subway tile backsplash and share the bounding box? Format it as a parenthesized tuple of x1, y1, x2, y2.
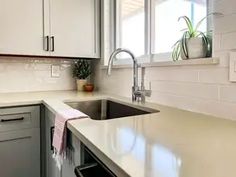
(221, 32, 236, 50)
(213, 34, 221, 52)
(148, 91, 236, 120)
(220, 85, 236, 103)
(147, 67, 199, 82)
(0, 58, 75, 93)
(213, 51, 229, 67)
(213, 0, 236, 15)
(151, 81, 219, 100)
(198, 68, 230, 84)
(214, 14, 236, 34)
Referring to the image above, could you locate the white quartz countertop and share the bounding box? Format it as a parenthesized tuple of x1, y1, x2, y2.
(0, 90, 235, 177)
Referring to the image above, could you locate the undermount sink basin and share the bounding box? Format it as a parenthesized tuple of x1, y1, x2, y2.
(65, 99, 159, 120)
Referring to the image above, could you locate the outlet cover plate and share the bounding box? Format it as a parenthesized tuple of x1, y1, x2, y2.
(51, 65, 60, 78)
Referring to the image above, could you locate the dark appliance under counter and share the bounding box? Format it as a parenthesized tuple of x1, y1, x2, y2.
(74, 144, 116, 177)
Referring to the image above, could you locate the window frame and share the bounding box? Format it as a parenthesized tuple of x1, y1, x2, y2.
(111, 0, 210, 65)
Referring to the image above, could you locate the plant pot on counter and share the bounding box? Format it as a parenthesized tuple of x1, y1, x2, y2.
(76, 79, 87, 91)
(84, 83, 94, 92)
(181, 37, 207, 59)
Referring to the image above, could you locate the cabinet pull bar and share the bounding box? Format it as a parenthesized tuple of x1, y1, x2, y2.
(0, 117, 24, 122)
(50, 36, 55, 52)
(44, 36, 49, 51)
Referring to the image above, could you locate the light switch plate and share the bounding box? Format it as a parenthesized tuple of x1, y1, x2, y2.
(229, 52, 236, 82)
(51, 65, 60, 78)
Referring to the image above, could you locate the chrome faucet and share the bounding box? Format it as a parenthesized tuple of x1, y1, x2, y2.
(107, 48, 151, 103)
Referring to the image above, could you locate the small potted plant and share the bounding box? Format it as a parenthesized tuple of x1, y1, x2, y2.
(172, 13, 222, 61)
(72, 59, 91, 91)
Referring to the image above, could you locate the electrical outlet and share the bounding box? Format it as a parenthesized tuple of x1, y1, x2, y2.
(229, 52, 236, 82)
(51, 65, 60, 78)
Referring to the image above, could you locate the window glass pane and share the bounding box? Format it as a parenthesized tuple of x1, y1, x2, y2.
(154, 0, 207, 55)
(118, 0, 145, 57)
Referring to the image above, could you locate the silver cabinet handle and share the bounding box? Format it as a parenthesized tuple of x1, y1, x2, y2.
(0, 117, 24, 122)
(50, 36, 55, 52)
(44, 36, 50, 51)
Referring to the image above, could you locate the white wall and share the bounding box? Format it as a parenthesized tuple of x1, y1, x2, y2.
(96, 0, 236, 120)
(0, 57, 75, 93)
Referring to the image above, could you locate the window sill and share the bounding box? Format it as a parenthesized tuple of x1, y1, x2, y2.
(101, 57, 219, 69)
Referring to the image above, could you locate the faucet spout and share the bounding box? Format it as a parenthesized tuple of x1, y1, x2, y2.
(107, 48, 151, 103)
(107, 48, 138, 90)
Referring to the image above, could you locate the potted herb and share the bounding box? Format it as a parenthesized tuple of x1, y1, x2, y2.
(172, 13, 222, 61)
(72, 59, 91, 91)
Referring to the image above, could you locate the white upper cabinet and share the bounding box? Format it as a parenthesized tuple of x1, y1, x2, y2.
(0, 0, 47, 56)
(48, 0, 100, 58)
(0, 0, 100, 58)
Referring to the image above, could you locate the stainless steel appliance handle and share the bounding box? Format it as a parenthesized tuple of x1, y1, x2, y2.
(50, 126, 55, 151)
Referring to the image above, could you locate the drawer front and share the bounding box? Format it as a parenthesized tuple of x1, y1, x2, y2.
(0, 129, 40, 177)
(0, 106, 40, 132)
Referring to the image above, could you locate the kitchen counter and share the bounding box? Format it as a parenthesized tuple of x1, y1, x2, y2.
(0, 90, 235, 177)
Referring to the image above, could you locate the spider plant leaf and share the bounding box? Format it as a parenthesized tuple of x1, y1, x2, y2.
(197, 31, 211, 57)
(172, 47, 177, 61)
(172, 43, 178, 61)
(172, 49, 176, 61)
(181, 31, 189, 58)
(178, 16, 194, 34)
(172, 39, 181, 48)
(180, 28, 188, 32)
(172, 41, 182, 61)
(176, 43, 181, 61)
(198, 32, 209, 46)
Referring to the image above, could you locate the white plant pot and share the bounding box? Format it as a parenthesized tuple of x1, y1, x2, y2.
(181, 37, 207, 59)
(76, 79, 87, 91)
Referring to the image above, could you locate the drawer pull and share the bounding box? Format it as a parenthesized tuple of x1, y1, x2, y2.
(0, 117, 24, 122)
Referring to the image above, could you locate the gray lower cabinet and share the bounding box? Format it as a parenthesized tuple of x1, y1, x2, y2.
(43, 107, 81, 177)
(0, 106, 40, 177)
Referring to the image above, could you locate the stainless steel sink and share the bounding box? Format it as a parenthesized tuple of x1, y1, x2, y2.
(65, 99, 159, 120)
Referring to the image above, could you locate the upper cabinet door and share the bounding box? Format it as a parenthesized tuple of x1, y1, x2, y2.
(50, 0, 100, 58)
(0, 0, 47, 56)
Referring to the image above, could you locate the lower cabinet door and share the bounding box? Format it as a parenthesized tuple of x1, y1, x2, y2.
(0, 129, 40, 177)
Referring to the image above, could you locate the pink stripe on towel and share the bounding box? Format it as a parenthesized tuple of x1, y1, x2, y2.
(53, 108, 88, 154)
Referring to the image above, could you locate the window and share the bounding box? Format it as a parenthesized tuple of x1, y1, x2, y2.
(154, 0, 207, 59)
(117, 0, 145, 57)
(113, 0, 208, 63)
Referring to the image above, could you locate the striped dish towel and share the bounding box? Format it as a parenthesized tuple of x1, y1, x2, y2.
(52, 108, 89, 170)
